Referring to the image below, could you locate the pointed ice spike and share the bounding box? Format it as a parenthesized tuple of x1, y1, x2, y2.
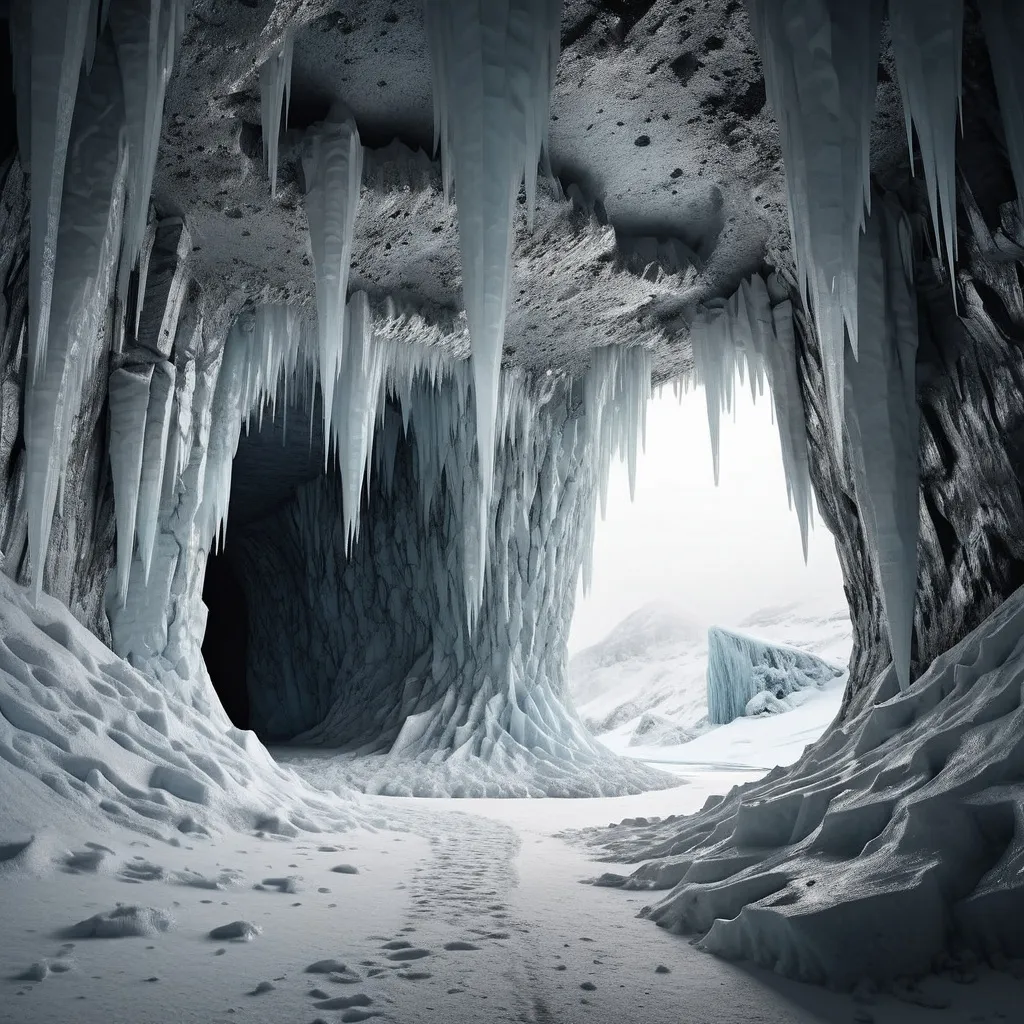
(844, 196, 920, 692)
(260, 27, 294, 199)
(889, 0, 962, 288)
(136, 361, 176, 584)
(745, 0, 883, 457)
(26, 0, 92, 380)
(23, 33, 128, 601)
(423, 0, 563, 602)
(109, 364, 154, 605)
(980, 1, 1024, 211)
(301, 104, 364, 445)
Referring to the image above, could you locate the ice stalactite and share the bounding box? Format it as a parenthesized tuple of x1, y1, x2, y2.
(301, 105, 364, 443)
(687, 274, 814, 557)
(706, 625, 844, 725)
(136, 361, 176, 583)
(23, 35, 129, 601)
(844, 196, 920, 692)
(889, 0, 962, 282)
(24, 0, 93, 378)
(979, 1, 1024, 209)
(108, 363, 154, 605)
(423, 0, 563, 604)
(259, 27, 294, 200)
(745, 0, 881, 455)
(108, 0, 187, 348)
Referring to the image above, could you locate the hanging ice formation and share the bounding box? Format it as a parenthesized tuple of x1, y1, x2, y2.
(745, 0, 881, 455)
(108, 0, 188, 349)
(687, 275, 814, 558)
(22, 33, 130, 602)
(889, 0, 963, 282)
(423, 0, 563, 598)
(979, 1, 1024, 209)
(844, 196, 920, 692)
(301, 105, 364, 445)
(259, 27, 294, 200)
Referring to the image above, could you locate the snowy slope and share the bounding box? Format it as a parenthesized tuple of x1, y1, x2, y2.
(571, 599, 852, 768)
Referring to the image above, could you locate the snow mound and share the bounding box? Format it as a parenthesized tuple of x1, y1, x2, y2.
(0, 573, 366, 841)
(579, 584, 1024, 986)
(627, 713, 702, 748)
(706, 626, 846, 725)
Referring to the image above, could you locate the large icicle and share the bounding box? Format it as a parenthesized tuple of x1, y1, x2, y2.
(889, 0, 962, 282)
(136, 361, 176, 584)
(979, 1, 1024, 211)
(844, 195, 920, 692)
(109, 364, 154, 606)
(24, 34, 129, 600)
(690, 308, 736, 486)
(301, 104, 364, 443)
(25, 0, 93, 379)
(423, 0, 563, 596)
(745, 0, 882, 454)
(109, 0, 187, 348)
(260, 27, 295, 200)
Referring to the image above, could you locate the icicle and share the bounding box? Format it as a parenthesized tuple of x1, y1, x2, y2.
(889, 0, 962, 287)
(26, 0, 93, 380)
(24, 34, 129, 601)
(301, 104, 363, 446)
(980, 1, 1024, 211)
(109, 0, 186, 349)
(9, 0, 32, 170)
(260, 26, 294, 199)
(423, 0, 563, 605)
(745, 0, 883, 456)
(136, 361, 176, 584)
(109, 364, 154, 605)
(844, 196, 920, 692)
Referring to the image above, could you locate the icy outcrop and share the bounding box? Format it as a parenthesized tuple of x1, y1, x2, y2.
(423, 0, 563, 579)
(706, 626, 845, 726)
(583, 583, 1024, 983)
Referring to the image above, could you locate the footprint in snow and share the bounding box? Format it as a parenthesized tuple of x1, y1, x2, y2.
(381, 940, 412, 950)
(260, 876, 299, 893)
(312, 993, 373, 1010)
(340, 1011, 380, 1023)
(399, 970, 432, 981)
(385, 948, 431, 962)
(306, 959, 348, 974)
(443, 941, 480, 951)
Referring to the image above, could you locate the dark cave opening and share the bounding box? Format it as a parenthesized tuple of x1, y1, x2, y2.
(202, 548, 251, 731)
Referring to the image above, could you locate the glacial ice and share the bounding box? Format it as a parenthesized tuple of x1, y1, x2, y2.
(706, 625, 844, 726)
(980, 0, 1024, 209)
(746, 0, 882, 455)
(260, 27, 294, 200)
(423, 0, 563, 580)
(136, 360, 176, 584)
(301, 105, 364, 442)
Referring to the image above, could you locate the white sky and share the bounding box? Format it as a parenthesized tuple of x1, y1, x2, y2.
(568, 377, 847, 653)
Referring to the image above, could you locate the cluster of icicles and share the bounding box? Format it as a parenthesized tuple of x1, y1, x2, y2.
(11, 0, 1020, 686)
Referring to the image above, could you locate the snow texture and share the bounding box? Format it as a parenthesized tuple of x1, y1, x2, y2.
(705, 625, 845, 726)
(582, 581, 1024, 986)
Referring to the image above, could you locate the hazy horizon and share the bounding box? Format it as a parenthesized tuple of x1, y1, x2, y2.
(568, 377, 848, 654)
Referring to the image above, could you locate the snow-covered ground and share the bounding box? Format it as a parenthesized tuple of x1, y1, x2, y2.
(572, 599, 853, 770)
(2, 579, 1023, 1021)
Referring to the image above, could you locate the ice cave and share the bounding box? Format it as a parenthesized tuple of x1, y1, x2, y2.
(2, 1, 1024, 1021)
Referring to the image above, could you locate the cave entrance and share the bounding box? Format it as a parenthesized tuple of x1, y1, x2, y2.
(202, 549, 250, 730)
(569, 375, 851, 761)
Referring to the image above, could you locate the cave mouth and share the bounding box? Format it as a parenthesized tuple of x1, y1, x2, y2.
(201, 548, 250, 731)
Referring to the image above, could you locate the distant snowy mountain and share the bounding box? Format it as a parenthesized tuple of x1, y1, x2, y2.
(570, 598, 853, 766)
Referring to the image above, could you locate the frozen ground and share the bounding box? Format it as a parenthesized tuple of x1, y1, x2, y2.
(1, 579, 1022, 1021)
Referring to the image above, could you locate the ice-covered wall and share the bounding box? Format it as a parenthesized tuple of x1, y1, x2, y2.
(705, 625, 844, 725)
